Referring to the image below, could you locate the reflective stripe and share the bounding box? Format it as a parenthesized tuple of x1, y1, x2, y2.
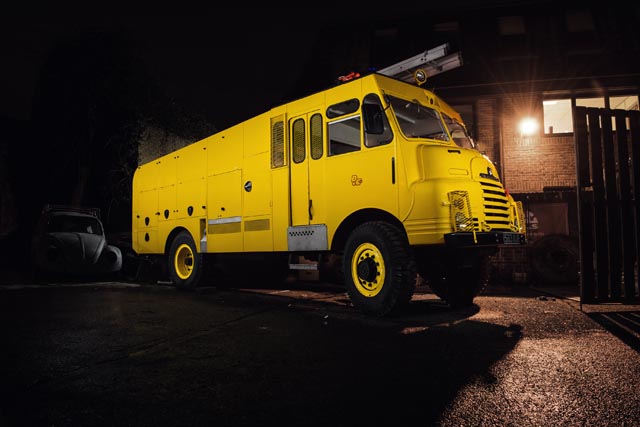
(208, 216, 241, 225)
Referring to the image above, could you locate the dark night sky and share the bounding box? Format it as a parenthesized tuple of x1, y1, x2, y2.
(0, 3, 517, 131)
(1, 10, 426, 130)
(1, 12, 329, 130)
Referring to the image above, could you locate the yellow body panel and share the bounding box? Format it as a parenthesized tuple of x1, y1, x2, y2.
(176, 141, 207, 221)
(207, 170, 242, 252)
(132, 73, 524, 257)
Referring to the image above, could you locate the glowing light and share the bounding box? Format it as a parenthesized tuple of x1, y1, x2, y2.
(518, 117, 539, 136)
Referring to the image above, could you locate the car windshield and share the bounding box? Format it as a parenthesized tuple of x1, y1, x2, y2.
(46, 215, 103, 235)
(442, 114, 476, 149)
(388, 95, 449, 142)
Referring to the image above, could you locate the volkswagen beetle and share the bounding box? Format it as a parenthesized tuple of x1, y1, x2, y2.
(30, 205, 122, 279)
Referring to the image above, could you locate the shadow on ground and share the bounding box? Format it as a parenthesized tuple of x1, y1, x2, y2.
(0, 282, 523, 426)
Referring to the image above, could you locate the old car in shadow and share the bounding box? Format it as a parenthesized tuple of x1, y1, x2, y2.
(30, 205, 122, 280)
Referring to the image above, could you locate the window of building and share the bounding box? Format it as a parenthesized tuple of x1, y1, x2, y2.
(543, 99, 572, 134)
(496, 15, 530, 60)
(565, 9, 595, 33)
(543, 95, 639, 135)
(563, 8, 600, 54)
(611, 96, 639, 111)
(498, 16, 525, 35)
(433, 21, 459, 32)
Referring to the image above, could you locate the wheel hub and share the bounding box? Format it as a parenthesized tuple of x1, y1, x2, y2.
(350, 242, 386, 297)
(357, 256, 379, 283)
(175, 244, 194, 279)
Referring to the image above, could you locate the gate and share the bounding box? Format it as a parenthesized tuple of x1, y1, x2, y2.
(574, 106, 640, 304)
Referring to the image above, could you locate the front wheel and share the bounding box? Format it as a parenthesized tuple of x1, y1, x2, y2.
(423, 253, 490, 308)
(343, 222, 416, 316)
(168, 231, 202, 290)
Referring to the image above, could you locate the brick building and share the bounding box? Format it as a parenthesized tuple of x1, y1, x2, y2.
(370, 1, 640, 285)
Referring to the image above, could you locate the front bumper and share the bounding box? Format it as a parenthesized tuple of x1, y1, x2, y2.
(444, 231, 526, 248)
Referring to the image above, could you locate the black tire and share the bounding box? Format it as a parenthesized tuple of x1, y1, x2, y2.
(423, 253, 489, 308)
(343, 222, 416, 316)
(447, 259, 488, 308)
(168, 231, 202, 290)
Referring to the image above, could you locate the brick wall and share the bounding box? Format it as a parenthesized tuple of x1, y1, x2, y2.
(472, 93, 579, 285)
(475, 98, 499, 165)
(471, 95, 577, 192)
(498, 94, 577, 193)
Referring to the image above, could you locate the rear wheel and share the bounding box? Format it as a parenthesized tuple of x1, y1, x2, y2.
(343, 222, 416, 316)
(169, 231, 202, 290)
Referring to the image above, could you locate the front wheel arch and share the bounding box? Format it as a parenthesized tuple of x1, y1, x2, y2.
(330, 209, 404, 254)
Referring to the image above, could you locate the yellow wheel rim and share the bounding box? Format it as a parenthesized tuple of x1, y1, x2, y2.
(174, 243, 194, 280)
(351, 242, 385, 297)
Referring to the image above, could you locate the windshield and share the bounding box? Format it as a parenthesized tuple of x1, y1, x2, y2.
(388, 95, 449, 142)
(442, 114, 476, 149)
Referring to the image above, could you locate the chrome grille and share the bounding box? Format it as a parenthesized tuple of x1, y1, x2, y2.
(480, 180, 511, 229)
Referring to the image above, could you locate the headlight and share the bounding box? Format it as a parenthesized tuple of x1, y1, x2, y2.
(455, 212, 469, 229)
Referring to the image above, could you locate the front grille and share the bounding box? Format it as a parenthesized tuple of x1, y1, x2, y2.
(480, 180, 511, 229)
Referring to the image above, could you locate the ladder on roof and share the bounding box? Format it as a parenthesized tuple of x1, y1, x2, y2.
(377, 43, 463, 83)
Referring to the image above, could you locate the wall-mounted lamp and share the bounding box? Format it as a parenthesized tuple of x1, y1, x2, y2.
(518, 117, 539, 136)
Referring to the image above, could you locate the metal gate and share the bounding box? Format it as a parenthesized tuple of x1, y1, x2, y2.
(574, 106, 640, 304)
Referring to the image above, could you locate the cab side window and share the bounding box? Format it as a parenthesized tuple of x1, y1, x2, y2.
(327, 99, 361, 156)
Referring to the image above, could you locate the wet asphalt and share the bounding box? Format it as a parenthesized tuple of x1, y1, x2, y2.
(0, 278, 638, 427)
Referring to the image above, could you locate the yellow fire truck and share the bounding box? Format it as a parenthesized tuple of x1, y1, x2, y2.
(132, 62, 526, 316)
